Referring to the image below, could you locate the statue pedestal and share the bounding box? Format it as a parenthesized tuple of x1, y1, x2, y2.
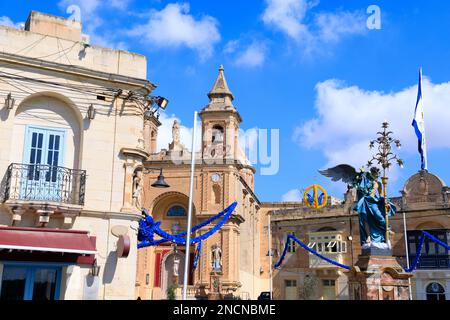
(208, 271, 223, 300)
(346, 252, 412, 300)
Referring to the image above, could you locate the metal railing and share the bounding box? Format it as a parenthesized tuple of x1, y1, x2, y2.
(405, 255, 450, 270)
(3, 163, 86, 205)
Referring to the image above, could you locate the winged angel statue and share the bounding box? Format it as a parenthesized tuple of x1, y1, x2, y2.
(320, 165, 396, 248)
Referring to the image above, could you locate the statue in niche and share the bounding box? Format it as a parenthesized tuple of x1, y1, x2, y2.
(132, 170, 143, 209)
(211, 243, 222, 272)
(173, 255, 180, 277)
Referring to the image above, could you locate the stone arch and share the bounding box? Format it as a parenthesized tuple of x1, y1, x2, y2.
(414, 221, 445, 230)
(151, 192, 197, 232)
(13, 91, 84, 170)
(211, 125, 224, 144)
(424, 281, 446, 300)
(160, 251, 186, 299)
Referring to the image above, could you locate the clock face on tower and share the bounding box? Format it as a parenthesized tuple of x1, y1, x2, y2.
(211, 173, 221, 182)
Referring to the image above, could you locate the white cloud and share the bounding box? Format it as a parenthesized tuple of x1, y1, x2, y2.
(58, 0, 130, 49)
(224, 39, 268, 67)
(59, 0, 100, 17)
(281, 189, 302, 202)
(0, 16, 24, 29)
(262, 0, 313, 40)
(59, 0, 130, 18)
(294, 77, 450, 172)
(314, 11, 366, 43)
(128, 3, 220, 60)
(261, 0, 366, 55)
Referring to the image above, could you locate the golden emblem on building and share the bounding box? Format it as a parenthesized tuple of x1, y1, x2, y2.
(303, 184, 328, 209)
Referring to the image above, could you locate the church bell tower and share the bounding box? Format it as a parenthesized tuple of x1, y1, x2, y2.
(199, 65, 244, 164)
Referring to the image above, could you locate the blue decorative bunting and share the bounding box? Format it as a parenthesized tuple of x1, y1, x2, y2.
(193, 241, 202, 270)
(274, 231, 450, 273)
(137, 202, 237, 249)
(274, 234, 351, 270)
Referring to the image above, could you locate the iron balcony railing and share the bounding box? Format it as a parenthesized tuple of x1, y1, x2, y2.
(409, 255, 450, 270)
(3, 163, 86, 206)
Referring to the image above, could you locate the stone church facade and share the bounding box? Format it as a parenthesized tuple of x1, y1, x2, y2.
(136, 66, 268, 300)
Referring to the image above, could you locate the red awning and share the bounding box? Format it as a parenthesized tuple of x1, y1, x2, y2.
(0, 227, 97, 255)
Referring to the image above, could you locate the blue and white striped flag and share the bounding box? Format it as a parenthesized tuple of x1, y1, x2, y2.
(412, 67, 428, 171)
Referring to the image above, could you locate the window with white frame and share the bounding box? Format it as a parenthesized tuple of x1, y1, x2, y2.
(308, 232, 347, 254)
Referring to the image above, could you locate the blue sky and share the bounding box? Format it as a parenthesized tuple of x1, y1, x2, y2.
(2, 0, 450, 202)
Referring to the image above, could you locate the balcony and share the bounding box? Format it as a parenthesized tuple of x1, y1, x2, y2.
(2, 163, 86, 206)
(403, 255, 450, 270)
(309, 253, 345, 269)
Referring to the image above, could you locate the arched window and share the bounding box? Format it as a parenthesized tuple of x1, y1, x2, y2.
(167, 205, 186, 217)
(426, 282, 446, 301)
(213, 184, 221, 204)
(211, 125, 224, 144)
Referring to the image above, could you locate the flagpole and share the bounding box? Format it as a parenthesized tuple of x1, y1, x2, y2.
(402, 211, 413, 300)
(413, 66, 428, 172)
(182, 111, 198, 300)
(268, 212, 273, 300)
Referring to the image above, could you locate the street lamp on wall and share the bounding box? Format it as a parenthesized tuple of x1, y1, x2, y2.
(144, 167, 170, 188)
(90, 259, 101, 277)
(87, 104, 96, 120)
(5, 93, 15, 110)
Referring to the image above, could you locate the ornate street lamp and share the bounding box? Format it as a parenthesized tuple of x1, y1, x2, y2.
(144, 167, 170, 188)
(367, 121, 404, 245)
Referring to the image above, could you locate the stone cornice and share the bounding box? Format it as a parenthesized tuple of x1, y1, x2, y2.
(238, 176, 261, 205)
(120, 147, 150, 160)
(146, 115, 162, 127)
(199, 108, 243, 123)
(80, 209, 142, 221)
(0, 51, 156, 92)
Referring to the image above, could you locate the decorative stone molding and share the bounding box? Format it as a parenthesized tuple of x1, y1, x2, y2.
(36, 209, 54, 227)
(120, 147, 150, 161)
(11, 208, 26, 225)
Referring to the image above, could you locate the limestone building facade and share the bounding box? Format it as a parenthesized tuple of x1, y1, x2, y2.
(136, 66, 269, 300)
(0, 11, 160, 300)
(267, 171, 450, 300)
